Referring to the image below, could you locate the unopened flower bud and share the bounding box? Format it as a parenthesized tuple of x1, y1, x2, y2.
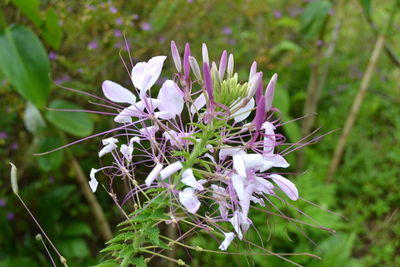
(203, 63, 214, 103)
(247, 72, 262, 99)
(170, 41, 182, 73)
(265, 73, 277, 111)
(249, 61, 257, 81)
(183, 43, 191, 80)
(189, 56, 202, 81)
(202, 43, 209, 65)
(227, 53, 234, 78)
(218, 50, 227, 80)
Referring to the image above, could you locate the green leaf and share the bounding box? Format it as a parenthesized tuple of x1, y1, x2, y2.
(271, 40, 302, 55)
(10, 0, 42, 27)
(145, 227, 160, 245)
(300, 0, 331, 39)
(149, 0, 178, 33)
(42, 8, 62, 49)
(58, 238, 90, 258)
(90, 260, 119, 267)
(62, 221, 92, 236)
(131, 256, 147, 267)
(273, 86, 289, 115)
(282, 116, 301, 142)
(358, 0, 372, 18)
(0, 24, 51, 107)
(23, 102, 46, 134)
(46, 99, 94, 137)
(37, 136, 64, 172)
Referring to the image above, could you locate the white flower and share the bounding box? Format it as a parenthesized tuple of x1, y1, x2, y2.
(89, 168, 99, 192)
(98, 137, 118, 157)
(218, 232, 235, 251)
(179, 187, 201, 214)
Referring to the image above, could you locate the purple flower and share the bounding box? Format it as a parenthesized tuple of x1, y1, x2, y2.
(0, 199, 5, 207)
(158, 36, 166, 43)
(48, 51, 57, 60)
(115, 17, 123, 25)
(141, 22, 152, 31)
(274, 10, 282, 18)
(7, 212, 15, 221)
(0, 131, 8, 139)
(10, 142, 18, 150)
(222, 27, 232, 35)
(88, 40, 98, 50)
(55, 74, 71, 85)
(110, 6, 117, 14)
(114, 29, 123, 38)
(132, 14, 139, 20)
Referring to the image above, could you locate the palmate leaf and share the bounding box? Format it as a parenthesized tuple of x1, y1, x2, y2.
(0, 24, 51, 107)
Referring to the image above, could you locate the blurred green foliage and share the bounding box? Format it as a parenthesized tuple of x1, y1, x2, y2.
(0, 0, 399, 266)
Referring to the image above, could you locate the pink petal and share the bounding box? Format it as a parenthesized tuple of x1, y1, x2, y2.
(142, 56, 167, 92)
(269, 174, 298, 200)
(102, 80, 136, 104)
(131, 62, 147, 89)
(158, 80, 184, 117)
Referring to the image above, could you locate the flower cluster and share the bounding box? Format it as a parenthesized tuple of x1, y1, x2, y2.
(89, 41, 299, 251)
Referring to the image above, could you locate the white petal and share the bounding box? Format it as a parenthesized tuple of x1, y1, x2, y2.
(102, 80, 136, 104)
(131, 62, 147, 90)
(233, 154, 246, 177)
(269, 174, 298, 200)
(190, 94, 206, 114)
(179, 187, 201, 214)
(139, 125, 159, 138)
(265, 154, 290, 168)
(145, 163, 163, 186)
(142, 56, 167, 91)
(229, 211, 243, 240)
(232, 98, 255, 123)
(89, 168, 99, 193)
(131, 136, 141, 143)
(219, 147, 243, 162)
(89, 178, 98, 193)
(218, 232, 235, 251)
(182, 168, 204, 190)
(102, 137, 118, 146)
(158, 80, 184, 117)
(255, 177, 274, 194)
(231, 174, 245, 200)
(120, 144, 133, 162)
(90, 168, 98, 180)
(160, 161, 183, 179)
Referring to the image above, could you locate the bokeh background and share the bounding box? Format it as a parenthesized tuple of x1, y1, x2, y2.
(1, 0, 399, 266)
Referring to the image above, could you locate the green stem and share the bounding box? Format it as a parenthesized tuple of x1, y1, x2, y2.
(0, 3, 7, 32)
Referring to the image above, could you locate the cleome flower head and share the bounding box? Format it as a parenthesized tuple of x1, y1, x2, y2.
(86, 41, 312, 262)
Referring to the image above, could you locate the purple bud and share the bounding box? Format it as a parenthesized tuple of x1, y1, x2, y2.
(265, 73, 277, 111)
(218, 50, 227, 80)
(183, 43, 191, 80)
(247, 72, 262, 99)
(0, 198, 5, 207)
(203, 63, 214, 103)
(255, 79, 263, 104)
(249, 61, 257, 81)
(171, 41, 182, 73)
(0, 131, 8, 139)
(254, 96, 266, 131)
(110, 6, 117, 14)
